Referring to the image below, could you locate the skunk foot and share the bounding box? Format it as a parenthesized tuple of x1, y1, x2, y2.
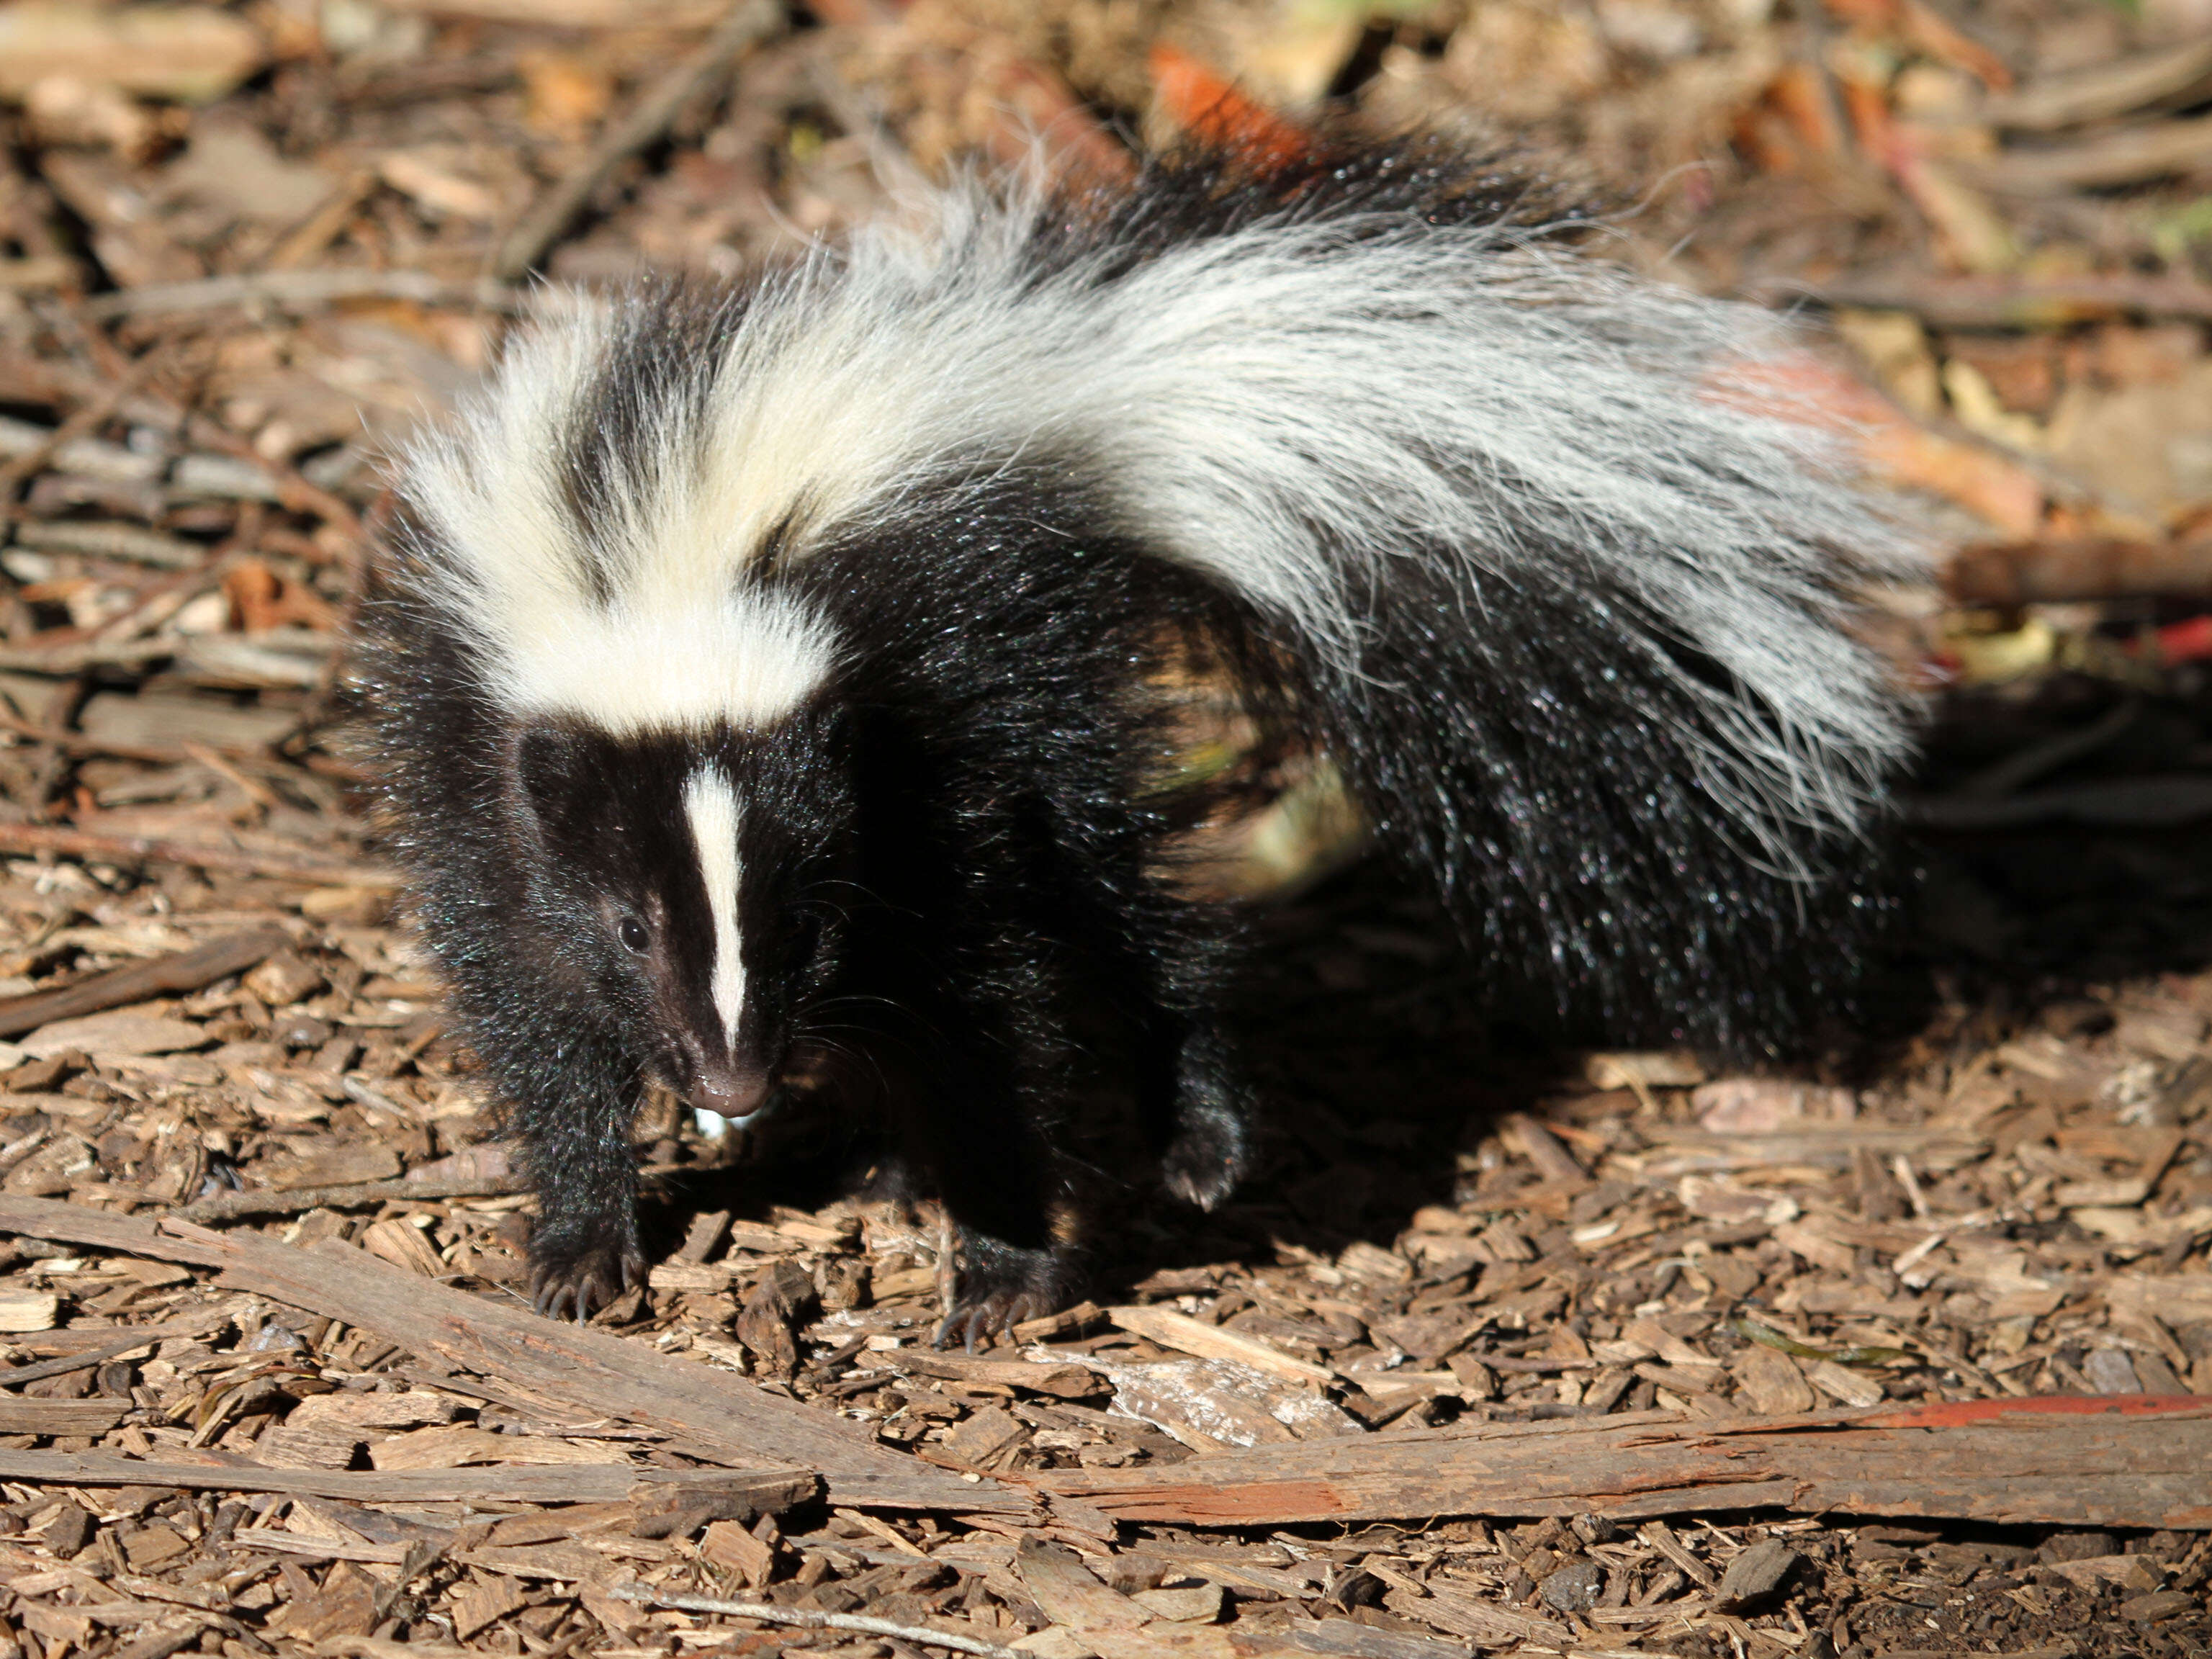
(529, 1238, 644, 1324)
(1161, 1029, 1253, 1210)
(1161, 1105, 1250, 1211)
(934, 1238, 1080, 1352)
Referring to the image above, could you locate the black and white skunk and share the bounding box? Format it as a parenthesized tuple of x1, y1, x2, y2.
(358, 139, 1920, 1341)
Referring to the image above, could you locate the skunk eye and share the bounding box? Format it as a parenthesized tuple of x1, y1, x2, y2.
(618, 917, 649, 953)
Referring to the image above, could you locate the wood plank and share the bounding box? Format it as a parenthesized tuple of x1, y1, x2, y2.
(0, 1448, 816, 1506)
(0, 1196, 1022, 1516)
(1038, 1397, 2212, 1531)
(0, 927, 289, 1038)
(0, 1399, 129, 1435)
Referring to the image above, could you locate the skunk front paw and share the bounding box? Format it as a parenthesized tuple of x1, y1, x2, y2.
(529, 1236, 644, 1324)
(934, 1237, 1081, 1352)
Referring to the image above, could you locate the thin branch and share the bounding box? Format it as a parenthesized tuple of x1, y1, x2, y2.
(606, 1587, 1026, 1659)
(490, 0, 785, 281)
(1757, 270, 2212, 326)
(0, 925, 289, 1038)
(80, 269, 522, 322)
(0, 821, 401, 889)
(178, 1173, 526, 1224)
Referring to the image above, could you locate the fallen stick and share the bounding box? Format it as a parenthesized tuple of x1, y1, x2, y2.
(176, 1171, 526, 1223)
(186, 419, 369, 549)
(0, 706, 215, 767)
(1962, 114, 2212, 192)
(0, 638, 184, 675)
(0, 1447, 814, 1507)
(0, 1194, 1021, 1517)
(1764, 271, 2212, 327)
(490, 0, 782, 279)
(1039, 1395, 2212, 1530)
(0, 822, 402, 889)
(80, 269, 521, 321)
(1976, 35, 2212, 132)
(1946, 536, 2212, 603)
(0, 1307, 235, 1385)
(608, 1586, 1025, 1659)
(0, 925, 289, 1038)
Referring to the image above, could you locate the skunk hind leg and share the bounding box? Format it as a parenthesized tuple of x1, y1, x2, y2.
(1159, 1020, 1253, 1210)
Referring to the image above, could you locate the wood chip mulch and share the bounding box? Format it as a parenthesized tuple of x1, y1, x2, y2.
(3, 1, 2212, 1657)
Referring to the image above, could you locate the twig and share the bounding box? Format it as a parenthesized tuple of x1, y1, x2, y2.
(186, 417, 369, 549)
(0, 925, 289, 1038)
(0, 822, 402, 888)
(9, 519, 207, 569)
(0, 1194, 1010, 1513)
(1976, 36, 2212, 133)
(0, 1308, 235, 1388)
(178, 1173, 526, 1224)
(79, 269, 521, 322)
(0, 637, 187, 676)
(1961, 114, 2212, 192)
(1946, 535, 2212, 603)
(606, 1587, 1025, 1659)
(0, 705, 282, 768)
(1762, 271, 2212, 326)
(490, 0, 784, 281)
(0, 345, 174, 513)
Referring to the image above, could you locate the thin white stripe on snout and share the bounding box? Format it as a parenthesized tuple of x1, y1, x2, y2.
(683, 769, 745, 1046)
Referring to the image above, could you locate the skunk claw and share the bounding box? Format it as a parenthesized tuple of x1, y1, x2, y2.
(529, 1241, 644, 1325)
(933, 1287, 1054, 1352)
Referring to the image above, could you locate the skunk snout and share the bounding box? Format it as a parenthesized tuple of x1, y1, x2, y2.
(690, 1066, 772, 1126)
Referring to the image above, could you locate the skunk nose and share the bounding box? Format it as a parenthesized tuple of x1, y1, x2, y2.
(691, 1069, 772, 1129)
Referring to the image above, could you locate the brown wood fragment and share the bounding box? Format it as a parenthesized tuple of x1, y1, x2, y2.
(1978, 35, 2212, 131)
(0, 1308, 233, 1382)
(1105, 1305, 1337, 1389)
(0, 1398, 129, 1435)
(1946, 536, 2212, 604)
(0, 1447, 817, 1506)
(700, 1517, 776, 1586)
(0, 823, 400, 889)
(272, 1559, 383, 1642)
(1289, 1618, 1471, 1659)
(0, 927, 289, 1038)
(1773, 271, 2212, 326)
(1382, 1583, 1566, 1646)
(176, 1171, 527, 1223)
(1014, 1536, 1152, 1631)
(0, 1195, 1020, 1515)
(449, 1573, 528, 1640)
(886, 1351, 1107, 1399)
(1040, 1398, 2212, 1530)
(1963, 114, 2212, 192)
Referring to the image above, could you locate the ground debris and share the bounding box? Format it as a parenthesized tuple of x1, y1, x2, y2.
(0, 1, 2208, 1655)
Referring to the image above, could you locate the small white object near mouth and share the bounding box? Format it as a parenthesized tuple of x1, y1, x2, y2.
(692, 1103, 770, 1138)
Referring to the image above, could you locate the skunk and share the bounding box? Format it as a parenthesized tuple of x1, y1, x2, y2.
(357, 138, 1920, 1342)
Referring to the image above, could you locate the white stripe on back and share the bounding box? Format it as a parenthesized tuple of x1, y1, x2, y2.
(683, 768, 745, 1045)
(404, 170, 1921, 861)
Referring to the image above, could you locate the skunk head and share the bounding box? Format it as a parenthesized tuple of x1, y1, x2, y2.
(506, 703, 858, 1128)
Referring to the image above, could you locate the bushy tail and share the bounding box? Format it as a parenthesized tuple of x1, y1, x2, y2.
(1007, 145, 1925, 1048)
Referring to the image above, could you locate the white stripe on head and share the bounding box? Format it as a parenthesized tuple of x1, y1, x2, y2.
(683, 768, 745, 1046)
(504, 586, 837, 736)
